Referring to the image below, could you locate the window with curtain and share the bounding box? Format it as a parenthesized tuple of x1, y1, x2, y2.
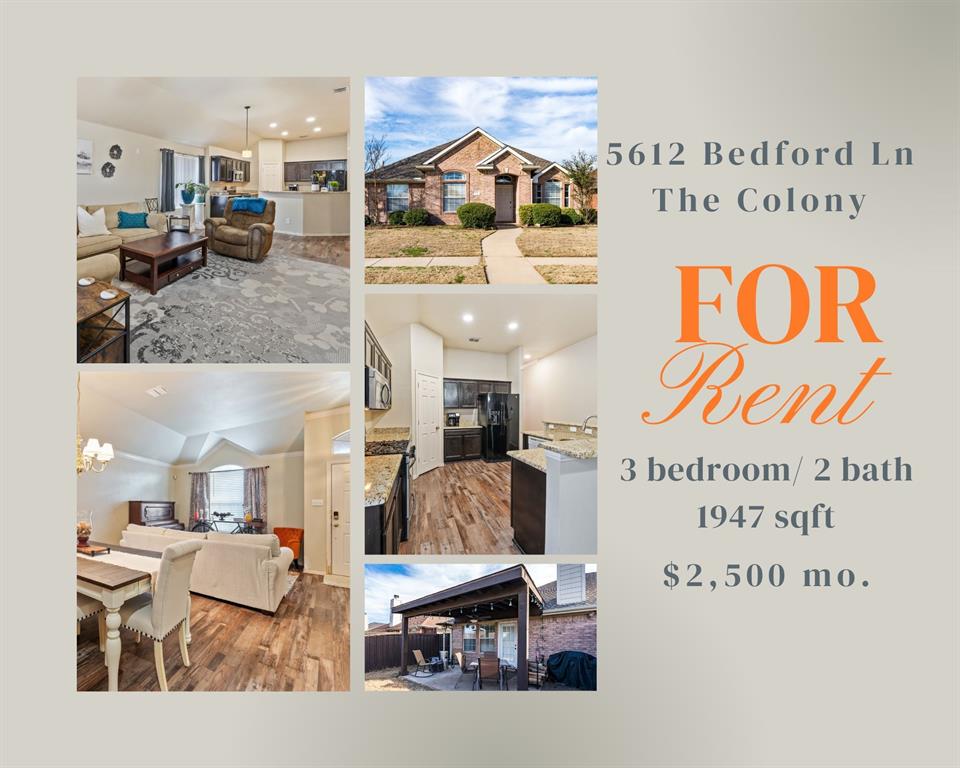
(442, 171, 466, 213)
(173, 153, 200, 207)
(209, 464, 244, 518)
(543, 180, 562, 206)
(332, 429, 351, 455)
(386, 183, 409, 212)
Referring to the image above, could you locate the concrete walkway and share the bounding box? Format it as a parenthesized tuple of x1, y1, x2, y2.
(482, 226, 547, 284)
(365, 256, 479, 267)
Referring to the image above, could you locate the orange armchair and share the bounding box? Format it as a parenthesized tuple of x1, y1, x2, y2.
(273, 527, 304, 569)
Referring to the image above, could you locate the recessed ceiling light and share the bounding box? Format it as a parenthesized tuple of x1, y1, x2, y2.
(269, 122, 278, 128)
(462, 313, 474, 323)
(306, 116, 316, 123)
(280, 130, 288, 136)
(523, 354, 532, 360)
(507, 321, 518, 331)
(313, 126, 322, 133)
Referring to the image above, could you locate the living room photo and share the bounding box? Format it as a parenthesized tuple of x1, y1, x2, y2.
(76, 77, 351, 364)
(75, 370, 350, 692)
(364, 293, 598, 556)
(364, 76, 598, 286)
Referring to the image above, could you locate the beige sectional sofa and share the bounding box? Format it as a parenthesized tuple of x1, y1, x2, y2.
(120, 524, 294, 613)
(77, 202, 167, 282)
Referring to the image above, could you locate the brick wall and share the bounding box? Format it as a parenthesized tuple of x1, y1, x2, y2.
(449, 611, 597, 665)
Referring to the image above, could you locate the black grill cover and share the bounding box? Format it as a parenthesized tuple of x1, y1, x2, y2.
(546, 651, 597, 690)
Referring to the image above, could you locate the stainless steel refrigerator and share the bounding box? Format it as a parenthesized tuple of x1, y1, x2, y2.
(477, 392, 519, 461)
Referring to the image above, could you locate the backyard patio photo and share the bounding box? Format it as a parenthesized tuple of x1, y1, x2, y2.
(365, 563, 597, 691)
(364, 77, 598, 286)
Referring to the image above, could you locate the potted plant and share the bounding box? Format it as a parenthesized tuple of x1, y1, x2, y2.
(329, 180, 340, 192)
(311, 170, 326, 192)
(176, 181, 210, 204)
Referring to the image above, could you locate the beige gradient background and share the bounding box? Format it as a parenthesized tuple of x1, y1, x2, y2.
(1, 2, 957, 767)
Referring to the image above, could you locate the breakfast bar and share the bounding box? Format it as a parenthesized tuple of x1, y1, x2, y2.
(258, 191, 349, 236)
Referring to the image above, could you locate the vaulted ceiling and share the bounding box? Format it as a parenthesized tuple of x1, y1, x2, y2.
(79, 371, 349, 465)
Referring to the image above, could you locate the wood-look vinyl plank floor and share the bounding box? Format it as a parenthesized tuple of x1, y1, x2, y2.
(400, 460, 521, 555)
(76, 574, 348, 692)
(272, 233, 349, 268)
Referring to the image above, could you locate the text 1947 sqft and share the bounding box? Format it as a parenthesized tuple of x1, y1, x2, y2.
(662, 562, 870, 591)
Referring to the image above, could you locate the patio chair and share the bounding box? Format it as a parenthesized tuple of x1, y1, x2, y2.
(477, 655, 501, 690)
(411, 648, 435, 677)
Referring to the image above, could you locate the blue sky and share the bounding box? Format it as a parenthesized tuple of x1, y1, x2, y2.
(365, 77, 597, 164)
(364, 563, 597, 625)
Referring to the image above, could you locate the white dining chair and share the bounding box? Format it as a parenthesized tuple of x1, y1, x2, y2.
(118, 539, 201, 691)
(76, 593, 105, 653)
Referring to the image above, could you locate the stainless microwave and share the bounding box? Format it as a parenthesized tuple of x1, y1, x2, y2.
(365, 366, 392, 410)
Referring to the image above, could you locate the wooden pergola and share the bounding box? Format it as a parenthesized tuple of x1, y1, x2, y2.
(392, 565, 545, 690)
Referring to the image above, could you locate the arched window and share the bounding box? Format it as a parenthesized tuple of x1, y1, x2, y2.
(442, 171, 467, 213)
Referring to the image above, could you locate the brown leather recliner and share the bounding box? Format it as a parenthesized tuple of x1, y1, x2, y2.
(204, 198, 276, 261)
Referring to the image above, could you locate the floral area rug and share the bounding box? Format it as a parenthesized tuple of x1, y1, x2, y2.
(117, 251, 350, 363)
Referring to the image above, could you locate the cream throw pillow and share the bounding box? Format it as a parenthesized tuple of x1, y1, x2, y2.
(77, 206, 110, 237)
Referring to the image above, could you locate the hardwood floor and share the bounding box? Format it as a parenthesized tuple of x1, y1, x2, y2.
(272, 233, 349, 268)
(76, 574, 349, 692)
(401, 460, 521, 555)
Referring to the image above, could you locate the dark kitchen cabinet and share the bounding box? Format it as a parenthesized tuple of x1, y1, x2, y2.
(211, 156, 250, 183)
(443, 381, 460, 408)
(283, 159, 349, 184)
(510, 458, 546, 554)
(365, 467, 401, 555)
(458, 380, 478, 408)
(364, 322, 391, 383)
(494, 381, 511, 394)
(444, 428, 483, 462)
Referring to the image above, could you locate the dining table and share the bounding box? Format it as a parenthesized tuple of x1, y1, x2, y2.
(76, 542, 189, 692)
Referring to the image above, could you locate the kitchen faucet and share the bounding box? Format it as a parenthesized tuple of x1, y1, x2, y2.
(581, 415, 598, 432)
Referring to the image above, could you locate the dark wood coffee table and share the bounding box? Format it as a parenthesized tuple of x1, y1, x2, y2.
(77, 280, 130, 363)
(120, 231, 208, 295)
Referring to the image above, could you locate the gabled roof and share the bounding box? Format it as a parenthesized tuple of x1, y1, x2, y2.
(531, 162, 570, 182)
(366, 128, 555, 181)
(538, 571, 597, 614)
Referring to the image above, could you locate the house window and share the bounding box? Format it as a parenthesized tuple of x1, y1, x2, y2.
(173, 153, 200, 208)
(478, 623, 496, 653)
(533, 184, 542, 203)
(564, 184, 570, 207)
(209, 464, 244, 518)
(543, 180, 562, 206)
(386, 183, 409, 213)
(442, 171, 466, 213)
(332, 429, 350, 455)
(463, 624, 477, 652)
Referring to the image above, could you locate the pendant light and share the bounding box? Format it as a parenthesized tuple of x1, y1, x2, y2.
(241, 105, 253, 158)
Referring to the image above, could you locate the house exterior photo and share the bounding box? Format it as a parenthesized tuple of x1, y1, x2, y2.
(366, 128, 593, 225)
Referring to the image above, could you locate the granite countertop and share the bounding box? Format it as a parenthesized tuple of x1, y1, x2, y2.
(525, 428, 597, 442)
(364, 454, 403, 506)
(444, 425, 481, 431)
(542, 438, 598, 460)
(507, 448, 547, 472)
(366, 427, 411, 442)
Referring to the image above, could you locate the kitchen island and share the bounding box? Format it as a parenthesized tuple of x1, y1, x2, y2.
(364, 426, 411, 555)
(258, 190, 349, 236)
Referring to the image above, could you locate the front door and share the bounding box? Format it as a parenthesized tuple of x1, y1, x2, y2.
(495, 180, 515, 222)
(331, 462, 350, 577)
(498, 621, 518, 666)
(415, 371, 441, 475)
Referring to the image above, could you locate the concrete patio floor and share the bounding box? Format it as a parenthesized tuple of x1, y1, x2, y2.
(401, 666, 522, 691)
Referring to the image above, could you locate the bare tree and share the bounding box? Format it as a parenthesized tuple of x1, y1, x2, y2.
(365, 135, 390, 224)
(563, 149, 598, 222)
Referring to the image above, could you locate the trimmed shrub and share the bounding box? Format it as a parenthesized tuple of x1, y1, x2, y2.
(403, 207, 430, 226)
(561, 207, 584, 225)
(457, 202, 496, 229)
(530, 203, 562, 227)
(519, 204, 535, 226)
(387, 210, 406, 226)
(364, 214, 373, 226)
(582, 207, 598, 224)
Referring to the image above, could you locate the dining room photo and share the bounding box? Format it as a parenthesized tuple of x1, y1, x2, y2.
(75, 368, 351, 692)
(364, 563, 598, 692)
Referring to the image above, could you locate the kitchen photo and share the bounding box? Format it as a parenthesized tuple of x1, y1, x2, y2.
(364, 293, 597, 555)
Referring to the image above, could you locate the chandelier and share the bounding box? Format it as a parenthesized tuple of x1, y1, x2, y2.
(76, 375, 113, 474)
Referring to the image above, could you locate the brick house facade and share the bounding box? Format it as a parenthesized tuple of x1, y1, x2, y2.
(366, 128, 587, 225)
(449, 569, 597, 666)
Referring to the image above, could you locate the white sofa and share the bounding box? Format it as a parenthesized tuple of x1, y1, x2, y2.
(120, 525, 294, 613)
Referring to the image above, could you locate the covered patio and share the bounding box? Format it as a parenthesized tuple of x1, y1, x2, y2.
(393, 565, 545, 690)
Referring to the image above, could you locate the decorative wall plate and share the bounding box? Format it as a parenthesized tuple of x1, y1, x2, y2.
(109, 144, 122, 159)
(101, 162, 115, 178)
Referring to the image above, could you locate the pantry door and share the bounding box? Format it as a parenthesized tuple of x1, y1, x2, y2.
(415, 371, 442, 475)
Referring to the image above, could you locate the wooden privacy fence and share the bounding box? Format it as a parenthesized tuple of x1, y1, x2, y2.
(365, 633, 442, 673)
